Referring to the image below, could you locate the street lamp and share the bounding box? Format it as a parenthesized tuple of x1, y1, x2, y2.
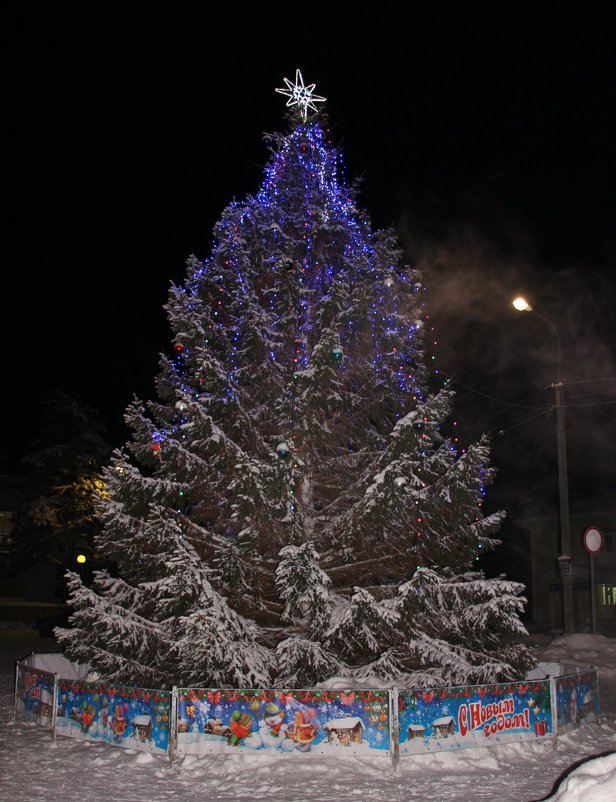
(512, 296, 574, 635)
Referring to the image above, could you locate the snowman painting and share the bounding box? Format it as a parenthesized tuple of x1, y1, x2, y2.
(258, 702, 294, 751)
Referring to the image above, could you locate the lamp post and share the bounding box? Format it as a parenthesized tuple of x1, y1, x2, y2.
(512, 296, 574, 635)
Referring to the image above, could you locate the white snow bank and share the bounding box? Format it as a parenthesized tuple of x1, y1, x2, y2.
(539, 634, 616, 680)
(526, 661, 564, 679)
(544, 752, 616, 801)
(24, 652, 91, 680)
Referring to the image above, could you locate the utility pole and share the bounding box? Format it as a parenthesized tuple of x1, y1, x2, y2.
(553, 380, 574, 634)
(512, 297, 575, 635)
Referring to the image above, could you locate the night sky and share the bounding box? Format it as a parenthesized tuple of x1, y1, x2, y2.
(8, 3, 615, 516)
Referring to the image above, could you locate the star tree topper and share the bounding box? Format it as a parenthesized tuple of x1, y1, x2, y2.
(275, 69, 326, 120)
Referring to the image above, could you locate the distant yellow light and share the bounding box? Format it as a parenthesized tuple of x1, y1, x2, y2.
(76, 554, 87, 564)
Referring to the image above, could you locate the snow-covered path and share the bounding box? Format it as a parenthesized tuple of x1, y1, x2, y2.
(1, 630, 615, 802)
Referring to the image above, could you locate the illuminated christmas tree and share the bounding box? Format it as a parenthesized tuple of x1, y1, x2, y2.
(56, 71, 534, 689)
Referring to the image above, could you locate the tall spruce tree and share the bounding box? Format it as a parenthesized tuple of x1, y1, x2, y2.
(56, 71, 534, 689)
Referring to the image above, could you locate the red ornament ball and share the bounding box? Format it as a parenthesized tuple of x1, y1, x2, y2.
(300, 142, 309, 153)
(150, 442, 161, 452)
(174, 343, 185, 354)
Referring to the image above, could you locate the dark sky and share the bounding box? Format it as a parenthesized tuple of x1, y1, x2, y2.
(8, 2, 616, 495)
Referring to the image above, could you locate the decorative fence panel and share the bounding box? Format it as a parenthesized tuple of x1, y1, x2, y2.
(14, 663, 56, 728)
(397, 679, 553, 757)
(13, 653, 601, 766)
(554, 670, 601, 734)
(54, 678, 172, 755)
(175, 687, 391, 758)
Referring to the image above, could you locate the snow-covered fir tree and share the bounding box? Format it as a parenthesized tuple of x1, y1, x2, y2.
(56, 71, 534, 690)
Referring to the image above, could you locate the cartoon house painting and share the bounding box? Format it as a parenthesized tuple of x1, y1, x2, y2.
(36, 689, 53, 723)
(580, 690, 597, 722)
(323, 717, 365, 746)
(132, 715, 152, 743)
(407, 722, 426, 740)
(431, 716, 455, 738)
(203, 718, 232, 741)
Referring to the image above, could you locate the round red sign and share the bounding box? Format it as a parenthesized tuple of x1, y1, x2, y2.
(583, 526, 603, 555)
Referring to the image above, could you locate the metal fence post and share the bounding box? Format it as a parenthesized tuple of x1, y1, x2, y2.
(51, 673, 58, 740)
(169, 686, 178, 765)
(390, 687, 399, 770)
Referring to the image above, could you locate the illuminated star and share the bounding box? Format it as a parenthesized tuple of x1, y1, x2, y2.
(275, 69, 326, 120)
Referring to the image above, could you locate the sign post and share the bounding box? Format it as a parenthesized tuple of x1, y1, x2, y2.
(582, 526, 603, 634)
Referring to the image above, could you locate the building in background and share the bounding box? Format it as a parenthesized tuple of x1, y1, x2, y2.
(522, 499, 616, 635)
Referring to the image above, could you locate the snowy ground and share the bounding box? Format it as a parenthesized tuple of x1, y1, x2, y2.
(0, 628, 615, 802)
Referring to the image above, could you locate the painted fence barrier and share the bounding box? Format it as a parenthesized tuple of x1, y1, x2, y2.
(14, 653, 601, 766)
(54, 678, 172, 755)
(14, 663, 56, 729)
(175, 687, 391, 758)
(397, 678, 554, 756)
(14, 652, 91, 731)
(554, 670, 601, 733)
